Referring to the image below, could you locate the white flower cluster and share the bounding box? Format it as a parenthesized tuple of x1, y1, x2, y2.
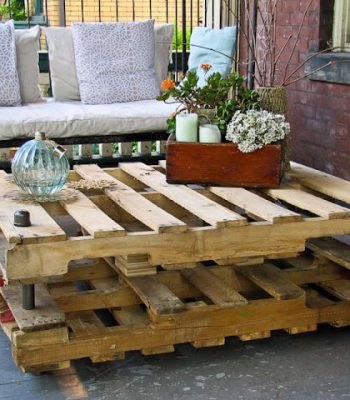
(226, 110, 290, 153)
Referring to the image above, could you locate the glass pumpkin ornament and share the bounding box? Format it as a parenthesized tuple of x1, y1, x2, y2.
(11, 132, 70, 198)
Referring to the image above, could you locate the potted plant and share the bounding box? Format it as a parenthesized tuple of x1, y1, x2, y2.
(225, 109, 290, 153)
(157, 64, 260, 134)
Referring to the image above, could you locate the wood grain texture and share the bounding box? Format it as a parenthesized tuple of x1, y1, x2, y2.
(74, 164, 187, 234)
(286, 162, 350, 204)
(1, 284, 65, 332)
(166, 141, 282, 187)
(119, 162, 247, 228)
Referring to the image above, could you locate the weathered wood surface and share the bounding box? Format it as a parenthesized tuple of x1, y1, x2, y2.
(74, 164, 187, 234)
(119, 162, 247, 228)
(2, 250, 350, 371)
(1, 162, 350, 282)
(0, 172, 66, 245)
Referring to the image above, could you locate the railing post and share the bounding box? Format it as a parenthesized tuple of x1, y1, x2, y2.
(59, 0, 66, 26)
(182, 0, 187, 73)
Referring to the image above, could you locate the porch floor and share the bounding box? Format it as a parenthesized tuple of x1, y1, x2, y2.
(1, 324, 350, 399)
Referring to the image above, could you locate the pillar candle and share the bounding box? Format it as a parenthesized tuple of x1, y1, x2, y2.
(199, 124, 221, 143)
(175, 113, 198, 142)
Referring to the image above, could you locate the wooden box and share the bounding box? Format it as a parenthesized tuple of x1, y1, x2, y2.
(166, 140, 283, 187)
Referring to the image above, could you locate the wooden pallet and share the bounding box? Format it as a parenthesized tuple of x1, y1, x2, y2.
(1, 161, 350, 281)
(1, 244, 350, 373)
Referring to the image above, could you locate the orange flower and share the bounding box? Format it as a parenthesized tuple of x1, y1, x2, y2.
(200, 63, 213, 72)
(161, 79, 175, 91)
(170, 112, 176, 119)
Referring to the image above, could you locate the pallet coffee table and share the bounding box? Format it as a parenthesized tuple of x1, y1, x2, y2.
(1, 161, 350, 372)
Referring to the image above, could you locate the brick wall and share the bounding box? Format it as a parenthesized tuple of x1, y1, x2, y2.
(273, 0, 350, 179)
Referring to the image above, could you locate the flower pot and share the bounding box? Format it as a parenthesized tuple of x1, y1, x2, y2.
(195, 108, 217, 125)
(166, 137, 282, 187)
(256, 86, 290, 171)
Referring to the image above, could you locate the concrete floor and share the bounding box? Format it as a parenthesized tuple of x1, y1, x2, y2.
(1, 324, 350, 400)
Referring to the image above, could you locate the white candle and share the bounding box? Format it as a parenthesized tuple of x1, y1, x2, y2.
(175, 113, 198, 142)
(199, 124, 221, 143)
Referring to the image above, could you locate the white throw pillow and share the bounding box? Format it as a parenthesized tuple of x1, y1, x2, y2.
(0, 20, 21, 106)
(71, 20, 159, 104)
(15, 25, 42, 103)
(44, 27, 80, 101)
(44, 23, 173, 101)
(154, 23, 174, 87)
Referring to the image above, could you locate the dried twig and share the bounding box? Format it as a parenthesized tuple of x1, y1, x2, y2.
(282, 46, 341, 84)
(284, 59, 350, 86)
(282, 0, 313, 84)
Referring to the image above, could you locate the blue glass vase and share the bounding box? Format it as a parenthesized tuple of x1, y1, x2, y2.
(11, 132, 70, 198)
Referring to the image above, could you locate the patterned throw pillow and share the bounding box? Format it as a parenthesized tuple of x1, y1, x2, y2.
(0, 20, 21, 106)
(71, 20, 159, 104)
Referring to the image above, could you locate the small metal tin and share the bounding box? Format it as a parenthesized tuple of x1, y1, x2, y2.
(14, 210, 31, 227)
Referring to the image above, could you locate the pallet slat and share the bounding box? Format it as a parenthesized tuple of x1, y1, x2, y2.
(181, 266, 248, 307)
(307, 237, 350, 270)
(1, 284, 65, 332)
(0, 172, 66, 244)
(265, 184, 350, 219)
(74, 164, 187, 234)
(210, 187, 301, 223)
(119, 162, 247, 228)
(317, 280, 350, 301)
(287, 162, 350, 204)
(236, 263, 305, 300)
(125, 275, 186, 317)
(60, 190, 125, 238)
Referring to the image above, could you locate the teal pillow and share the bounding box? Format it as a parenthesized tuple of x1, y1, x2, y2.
(188, 26, 237, 87)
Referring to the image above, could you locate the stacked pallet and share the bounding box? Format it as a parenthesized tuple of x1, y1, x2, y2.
(0, 161, 350, 372)
(1, 245, 350, 372)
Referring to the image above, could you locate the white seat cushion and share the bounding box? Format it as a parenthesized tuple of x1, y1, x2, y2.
(0, 98, 178, 140)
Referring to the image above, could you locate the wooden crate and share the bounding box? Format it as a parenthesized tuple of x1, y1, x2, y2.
(166, 140, 282, 187)
(1, 162, 350, 282)
(1, 243, 350, 373)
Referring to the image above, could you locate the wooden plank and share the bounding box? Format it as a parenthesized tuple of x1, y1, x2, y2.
(137, 141, 152, 156)
(74, 164, 187, 234)
(181, 266, 248, 307)
(119, 162, 247, 228)
(115, 254, 157, 277)
(317, 280, 350, 301)
(99, 143, 114, 158)
(1, 284, 65, 332)
(307, 237, 350, 270)
(67, 310, 125, 363)
(0, 148, 11, 162)
(165, 141, 282, 187)
(79, 144, 92, 158)
(13, 327, 69, 347)
(265, 185, 350, 219)
(141, 345, 175, 356)
(191, 338, 225, 348)
(118, 142, 133, 156)
(285, 325, 317, 335)
(60, 190, 125, 238)
(239, 331, 271, 341)
(17, 295, 350, 367)
(113, 305, 149, 326)
(125, 275, 186, 317)
(0, 173, 66, 244)
(210, 187, 301, 223)
(156, 140, 167, 154)
(235, 264, 305, 300)
(287, 162, 350, 204)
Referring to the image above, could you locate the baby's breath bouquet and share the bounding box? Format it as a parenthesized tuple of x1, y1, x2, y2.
(226, 110, 290, 153)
